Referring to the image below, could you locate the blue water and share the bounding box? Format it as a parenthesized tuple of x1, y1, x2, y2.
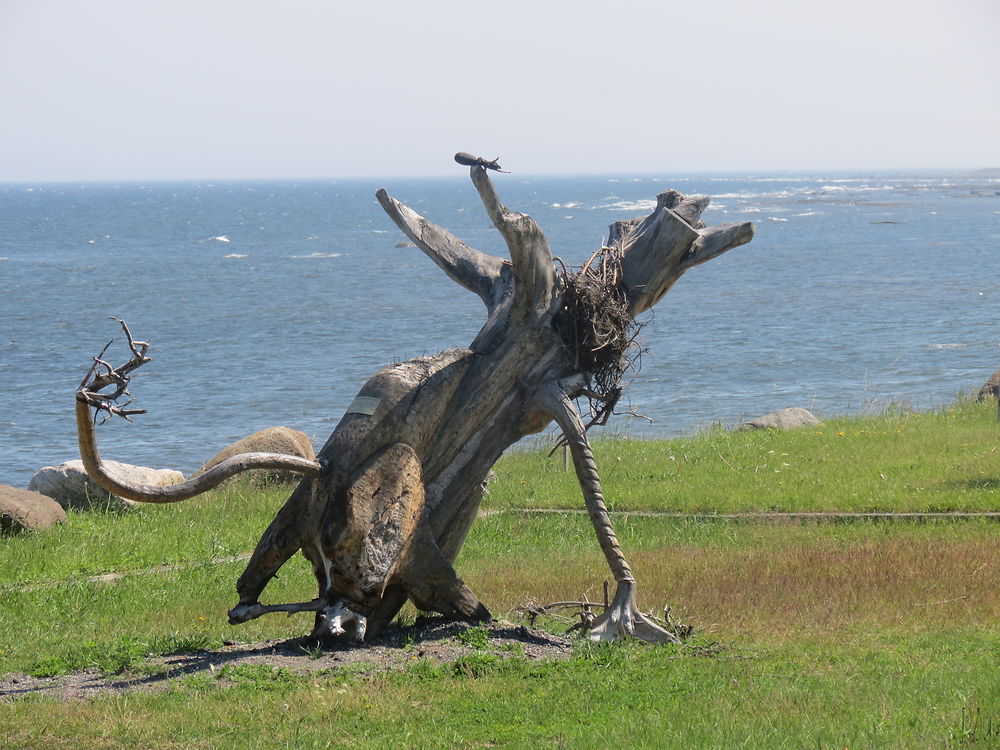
(2, 172, 998, 488)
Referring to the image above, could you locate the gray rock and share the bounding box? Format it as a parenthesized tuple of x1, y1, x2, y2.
(0, 484, 67, 533)
(27, 460, 184, 510)
(195, 426, 315, 485)
(739, 407, 822, 431)
(976, 370, 1000, 401)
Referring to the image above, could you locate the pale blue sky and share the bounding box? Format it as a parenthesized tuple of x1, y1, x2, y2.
(1, 0, 998, 181)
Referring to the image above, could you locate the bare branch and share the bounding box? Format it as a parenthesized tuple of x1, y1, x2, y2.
(469, 166, 556, 322)
(376, 188, 505, 308)
(679, 221, 755, 273)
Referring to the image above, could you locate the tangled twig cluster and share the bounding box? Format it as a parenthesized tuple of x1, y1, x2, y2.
(554, 241, 645, 430)
(76, 318, 151, 423)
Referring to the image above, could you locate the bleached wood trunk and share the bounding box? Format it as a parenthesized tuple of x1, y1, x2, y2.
(77, 160, 754, 643)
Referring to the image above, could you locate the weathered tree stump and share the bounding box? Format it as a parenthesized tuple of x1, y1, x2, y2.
(75, 157, 754, 643)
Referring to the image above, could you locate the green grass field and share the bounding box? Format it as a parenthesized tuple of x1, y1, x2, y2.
(2, 398, 998, 748)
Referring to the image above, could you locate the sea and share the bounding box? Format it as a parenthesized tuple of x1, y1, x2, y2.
(1, 172, 998, 488)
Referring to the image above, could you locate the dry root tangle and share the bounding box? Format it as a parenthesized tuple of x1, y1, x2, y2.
(519, 586, 694, 643)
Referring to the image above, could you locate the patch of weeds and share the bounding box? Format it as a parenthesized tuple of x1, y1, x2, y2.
(28, 655, 73, 678)
(571, 640, 645, 668)
(299, 642, 325, 660)
(457, 625, 490, 650)
(178, 672, 215, 691)
(947, 698, 999, 747)
(29, 637, 148, 676)
(401, 657, 445, 680)
(394, 611, 417, 628)
(451, 652, 502, 678)
(27, 633, 219, 678)
(216, 664, 305, 692)
(497, 642, 525, 655)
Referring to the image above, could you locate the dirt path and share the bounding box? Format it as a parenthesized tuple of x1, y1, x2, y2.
(0, 619, 574, 702)
(489, 508, 1000, 521)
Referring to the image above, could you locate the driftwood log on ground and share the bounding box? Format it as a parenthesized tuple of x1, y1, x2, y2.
(76, 156, 754, 644)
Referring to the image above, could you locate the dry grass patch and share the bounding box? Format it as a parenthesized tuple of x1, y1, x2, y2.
(459, 515, 1000, 643)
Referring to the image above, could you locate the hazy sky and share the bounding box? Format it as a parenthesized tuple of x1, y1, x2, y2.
(2, 0, 998, 181)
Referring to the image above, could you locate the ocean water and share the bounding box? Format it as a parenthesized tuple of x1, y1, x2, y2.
(1, 172, 998, 488)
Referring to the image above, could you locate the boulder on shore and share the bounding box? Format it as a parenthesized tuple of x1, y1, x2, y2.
(27, 460, 184, 510)
(976, 370, 1000, 401)
(739, 407, 822, 431)
(0, 484, 67, 533)
(194, 426, 315, 485)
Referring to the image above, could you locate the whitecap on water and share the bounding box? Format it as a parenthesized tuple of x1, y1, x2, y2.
(211, 235, 230, 243)
(224, 253, 248, 258)
(768, 217, 789, 222)
(599, 199, 657, 212)
(289, 252, 344, 259)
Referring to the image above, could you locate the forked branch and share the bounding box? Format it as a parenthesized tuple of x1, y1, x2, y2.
(469, 164, 557, 322)
(77, 318, 150, 420)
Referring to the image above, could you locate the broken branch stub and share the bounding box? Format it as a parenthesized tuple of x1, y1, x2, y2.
(76, 154, 754, 644)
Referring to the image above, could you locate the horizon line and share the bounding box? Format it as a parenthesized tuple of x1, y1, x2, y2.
(2, 165, 998, 186)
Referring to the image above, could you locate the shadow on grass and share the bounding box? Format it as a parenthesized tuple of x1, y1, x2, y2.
(0, 618, 573, 702)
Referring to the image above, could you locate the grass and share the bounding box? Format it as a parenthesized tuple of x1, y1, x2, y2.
(1, 398, 998, 747)
(487, 398, 1000, 513)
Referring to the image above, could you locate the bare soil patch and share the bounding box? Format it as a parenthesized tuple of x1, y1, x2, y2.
(0, 618, 573, 702)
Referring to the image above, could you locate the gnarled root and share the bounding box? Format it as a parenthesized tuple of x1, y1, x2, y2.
(587, 579, 679, 644)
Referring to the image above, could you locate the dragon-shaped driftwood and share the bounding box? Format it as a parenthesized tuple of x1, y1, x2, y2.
(76, 156, 754, 643)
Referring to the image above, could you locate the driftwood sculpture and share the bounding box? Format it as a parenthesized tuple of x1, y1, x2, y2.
(76, 156, 754, 644)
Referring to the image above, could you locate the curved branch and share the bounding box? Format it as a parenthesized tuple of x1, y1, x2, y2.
(76, 397, 322, 503)
(74, 321, 322, 504)
(469, 166, 556, 322)
(376, 188, 505, 308)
